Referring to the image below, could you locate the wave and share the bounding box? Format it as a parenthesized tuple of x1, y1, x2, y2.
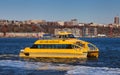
(0, 54, 19, 60)
(0, 54, 18, 57)
(0, 60, 120, 75)
(0, 60, 73, 71)
(66, 66, 120, 75)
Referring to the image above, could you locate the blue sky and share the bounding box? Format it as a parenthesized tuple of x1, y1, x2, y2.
(0, 0, 120, 24)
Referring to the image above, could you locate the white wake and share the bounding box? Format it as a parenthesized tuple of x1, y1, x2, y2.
(0, 60, 120, 75)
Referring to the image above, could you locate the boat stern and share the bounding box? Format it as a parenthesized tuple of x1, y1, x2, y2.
(87, 43, 99, 58)
(87, 50, 99, 58)
(19, 48, 30, 58)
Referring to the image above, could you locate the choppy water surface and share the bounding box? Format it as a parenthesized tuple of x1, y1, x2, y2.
(0, 38, 120, 75)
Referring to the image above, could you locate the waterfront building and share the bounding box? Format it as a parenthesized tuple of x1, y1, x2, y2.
(93, 27, 97, 37)
(0, 32, 44, 38)
(57, 21, 64, 26)
(54, 28, 81, 37)
(85, 27, 89, 37)
(26, 20, 46, 24)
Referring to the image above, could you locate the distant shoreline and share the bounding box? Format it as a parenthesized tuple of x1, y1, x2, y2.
(0, 32, 44, 38)
(0, 36, 120, 38)
(0, 32, 120, 38)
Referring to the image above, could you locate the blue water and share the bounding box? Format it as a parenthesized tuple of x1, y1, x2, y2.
(0, 38, 120, 75)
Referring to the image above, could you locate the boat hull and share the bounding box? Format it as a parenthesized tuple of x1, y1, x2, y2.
(87, 51, 99, 58)
(19, 51, 87, 59)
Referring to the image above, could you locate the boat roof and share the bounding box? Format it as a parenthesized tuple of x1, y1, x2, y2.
(34, 38, 88, 44)
(57, 31, 72, 35)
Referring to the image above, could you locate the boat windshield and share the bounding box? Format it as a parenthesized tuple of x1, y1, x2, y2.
(59, 34, 75, 38)
(30, 44, 75, 49)
(88, 43, 97, 51)
(68, 34, 75, 38)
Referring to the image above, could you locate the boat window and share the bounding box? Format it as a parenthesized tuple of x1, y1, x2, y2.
(31, 44, 38, 48)
(88, 44, 96, 50)
(47, 45, 53, 48)
(31, 44, 73, 49)
(59, 35, 61, 38)
(54, 44, 73, 49)
(72, 45, 79, 48)
(66, 44, 73, 49)
(38, 45, 42, 48)
(76, 42, 85, 48)
(59, 35, 67, 38)
(58, 34, 75, 38)
(68, 34, 75, 38)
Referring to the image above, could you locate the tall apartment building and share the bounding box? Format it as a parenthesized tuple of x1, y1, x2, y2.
(71, 19, 79, 25)
(114, 16, 119, 25)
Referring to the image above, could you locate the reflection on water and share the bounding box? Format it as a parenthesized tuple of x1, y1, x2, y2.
(22, 57, 88, 64)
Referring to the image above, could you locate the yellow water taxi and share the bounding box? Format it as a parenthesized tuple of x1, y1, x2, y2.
(19, 32, 99, 60)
